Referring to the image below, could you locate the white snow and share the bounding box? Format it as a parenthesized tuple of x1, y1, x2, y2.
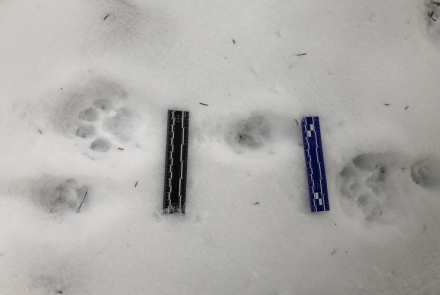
(1, 0, 440, 294)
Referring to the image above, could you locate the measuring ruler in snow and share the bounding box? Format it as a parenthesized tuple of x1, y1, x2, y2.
(301, 117, 329, 212)
(163, 110, 189, 214)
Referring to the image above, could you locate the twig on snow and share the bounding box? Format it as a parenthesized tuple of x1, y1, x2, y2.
(77, 191, 88, 213)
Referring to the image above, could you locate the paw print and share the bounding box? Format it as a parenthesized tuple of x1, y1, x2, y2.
(75, 103, 133, 153)
(54, 77, 136, 155)
(411, 158, 440, 190)
(37, 178, 88, 214)
(225, 115, 271, 153)
(340, 156, 388, 221)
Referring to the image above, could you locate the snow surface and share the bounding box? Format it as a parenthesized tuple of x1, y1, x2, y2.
(1, 0, 440, 294)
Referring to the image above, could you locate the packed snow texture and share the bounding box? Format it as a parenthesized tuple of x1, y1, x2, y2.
(0, 0, 440, 294)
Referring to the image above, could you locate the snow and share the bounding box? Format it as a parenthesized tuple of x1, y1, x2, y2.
(1, 0, 440, 294)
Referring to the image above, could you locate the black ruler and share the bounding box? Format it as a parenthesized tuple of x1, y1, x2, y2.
(163, 110, 189, 214)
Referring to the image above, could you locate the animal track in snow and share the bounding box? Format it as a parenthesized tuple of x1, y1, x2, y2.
(339, 153, 403, 221)
(411, 158, 440, 190)
(53, 77, 137, 155)
(36, 178, 88, 214)
(224, 114, 301, 154)
(225, 115, 271, 153)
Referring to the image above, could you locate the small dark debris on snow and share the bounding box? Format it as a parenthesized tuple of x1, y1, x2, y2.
(331, 249, 336, 255)
(118, 147, 124, 150)
(77, 190, 88, 213)
(254, 202, 259, 205)
(335, 223, 337, 225)
(429, 11, 436, 21)
(432, 1, 440, 7)
(135, 181, 138, 188)
(295, 119, 299, 126)
(56, 291, 63, 294)
(405, 106, 409, 110)
(296, 53, 307, 56)
(38, 129, 42, 134)
(384, 103, 390, 106)
(232, 39, 236, 44)
(199, 102, 208, 106)
(104, 14, 110, 20)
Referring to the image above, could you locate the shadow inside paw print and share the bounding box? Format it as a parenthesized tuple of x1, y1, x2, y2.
(353, 155, 387, 193)
(78, 108, 98, 122)
(103, 107, 133, 142)
(90, 138, 111, 152)
(411, 158, 440, 190)
(76, 124, 95, 138)
(93, 99, 113, 111)
(226, 115, 271, 153)
(38, 178, 88, 213)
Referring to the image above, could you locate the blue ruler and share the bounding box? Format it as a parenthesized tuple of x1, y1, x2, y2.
(301, 117, 329, 212)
